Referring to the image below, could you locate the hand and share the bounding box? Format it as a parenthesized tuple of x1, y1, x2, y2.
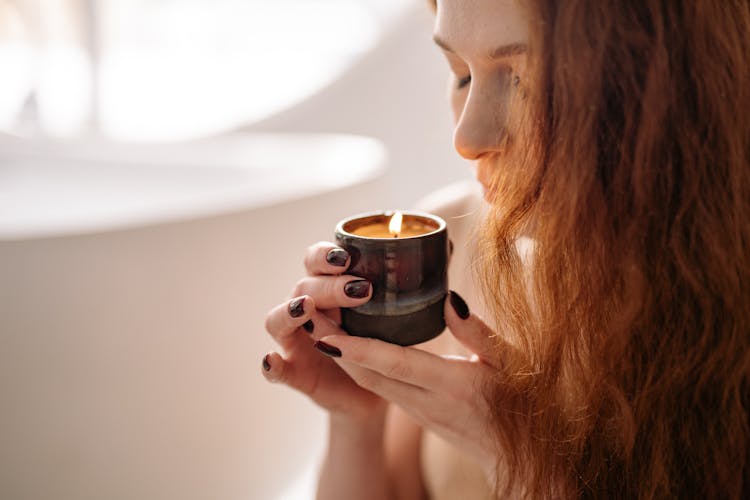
(262, 242, 387, 422)
(306, 291, 506, 481)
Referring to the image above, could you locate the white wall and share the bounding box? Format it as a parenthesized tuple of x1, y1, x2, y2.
(240, 2, 473, 210)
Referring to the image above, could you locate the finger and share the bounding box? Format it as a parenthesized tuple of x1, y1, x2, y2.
(298, 309, 348, 341)
(261, 351, 286, 382)
(322, 308, 342, 325)
(304, 242, 350, 276)
(312, 335, 463, 391)
(264, 295, 316, 350)
(261, 351, 316, 393)
(313, 341, 489, 430)
(292, 275, 372, 310)
(445, 290, 504, 368)
(262, 349, 385, 416)
(329, 361, 460, 439)
(327, 356, 435, 413)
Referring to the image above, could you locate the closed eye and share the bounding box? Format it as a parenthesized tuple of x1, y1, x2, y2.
(456, 74, 471, 89)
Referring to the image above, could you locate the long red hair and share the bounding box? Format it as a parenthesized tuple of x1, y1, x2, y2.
(435, 1, 750, 498)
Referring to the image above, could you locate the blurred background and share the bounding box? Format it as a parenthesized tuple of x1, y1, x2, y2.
(0, 0, 473, 498)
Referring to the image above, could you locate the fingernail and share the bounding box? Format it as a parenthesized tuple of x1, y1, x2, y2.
(314, 340, 342, 358)
(449, 290, 470, 320)
(326, 248, 349, 267)
(262, 354, 272, 371)
(344, 279, 370, 298)
(302, 319, 314, 334)
(289, 296, 305, 318)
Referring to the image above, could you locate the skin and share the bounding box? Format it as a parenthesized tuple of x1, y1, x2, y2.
(439, 0, 529, 199)
(263, 1, 529, 498)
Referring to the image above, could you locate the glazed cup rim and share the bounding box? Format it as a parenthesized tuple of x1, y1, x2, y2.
(335, 210, 447, 240)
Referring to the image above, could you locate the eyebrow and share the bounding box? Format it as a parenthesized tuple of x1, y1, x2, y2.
(433, 35, 527, 60)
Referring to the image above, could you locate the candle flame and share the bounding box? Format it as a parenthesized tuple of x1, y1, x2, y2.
(388, 211, 403, 237)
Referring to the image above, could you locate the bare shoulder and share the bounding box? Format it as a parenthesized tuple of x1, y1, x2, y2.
(413, 180, 486, 243)
(413, 179, 484, 222)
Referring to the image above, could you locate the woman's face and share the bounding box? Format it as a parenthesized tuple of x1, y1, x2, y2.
(433, 0, 529, 198)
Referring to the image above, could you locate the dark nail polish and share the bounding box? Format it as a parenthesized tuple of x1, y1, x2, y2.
(262, 354, 272, 371)
(326, 248, 349, 267)
(314, 340, 342, 358)
(302, 319, 314, 334)
(344, 279, 370, 299)
(289, 297, 305, 318)
(449, 290, 470, 320)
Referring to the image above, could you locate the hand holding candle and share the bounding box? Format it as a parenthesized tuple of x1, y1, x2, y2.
(335, 210, 449, 345)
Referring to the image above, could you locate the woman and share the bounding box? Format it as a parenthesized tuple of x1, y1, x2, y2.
(263, 0, 750, 498)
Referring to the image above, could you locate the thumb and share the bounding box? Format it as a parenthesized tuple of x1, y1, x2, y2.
(444, 290, 504, 368)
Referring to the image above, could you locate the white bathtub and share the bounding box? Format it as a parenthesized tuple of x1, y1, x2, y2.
(0, 133, 387, 500)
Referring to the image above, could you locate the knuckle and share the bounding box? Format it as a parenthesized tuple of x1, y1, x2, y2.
(328, 275, 342, 296)
(355, 372, 380, 392)
(384, 352, 412, 381)
(384, 362, 407, 381)
(291, 277, 309, 297)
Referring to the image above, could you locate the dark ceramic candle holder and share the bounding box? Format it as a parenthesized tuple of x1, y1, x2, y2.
(334, 210, 449, 346)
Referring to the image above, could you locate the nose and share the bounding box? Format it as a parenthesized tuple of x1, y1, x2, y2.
(453, 82, 508, 160)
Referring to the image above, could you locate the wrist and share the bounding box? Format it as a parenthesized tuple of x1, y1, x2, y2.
(318, 407, 391, 500)
(328, 406, 388, 445)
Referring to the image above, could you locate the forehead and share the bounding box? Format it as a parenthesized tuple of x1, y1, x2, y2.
(434, 0, 528, 51)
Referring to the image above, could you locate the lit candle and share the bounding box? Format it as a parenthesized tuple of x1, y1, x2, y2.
(335, 210, 449, 346)
(348, 210, 437, 239)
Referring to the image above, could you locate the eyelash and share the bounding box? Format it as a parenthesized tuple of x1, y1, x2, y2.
(456, 74, 471, 90)
(455, 74, 521, 90)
